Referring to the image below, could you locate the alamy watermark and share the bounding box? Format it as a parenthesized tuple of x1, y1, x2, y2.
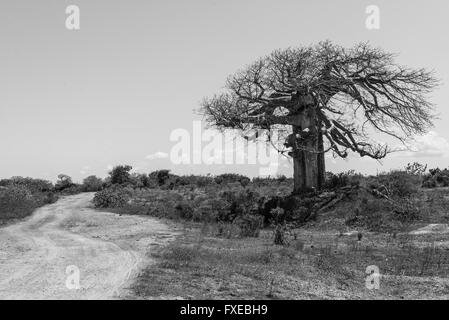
(65, 265, 80, 290)
(365, 265, 380, 290)
(365, 5, 380, 30)
(66, 5, 80, 30)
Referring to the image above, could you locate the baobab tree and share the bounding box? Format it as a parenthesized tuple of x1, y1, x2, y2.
(200, 42, 438, 194)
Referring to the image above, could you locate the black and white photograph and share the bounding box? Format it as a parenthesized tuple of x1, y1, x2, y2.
(1, 0, 449, 307)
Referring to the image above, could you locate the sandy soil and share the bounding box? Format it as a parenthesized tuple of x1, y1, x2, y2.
(0, 193, 178, 300)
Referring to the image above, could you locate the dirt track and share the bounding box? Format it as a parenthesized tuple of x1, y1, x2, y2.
(0, 193, 177, 300)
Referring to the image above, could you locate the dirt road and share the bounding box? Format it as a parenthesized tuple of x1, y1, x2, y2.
(0, 193, 178, 300)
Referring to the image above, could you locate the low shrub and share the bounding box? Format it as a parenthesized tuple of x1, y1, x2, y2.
(0, 177, 54, 193)
(324, 170, 361, 190)
(175, 201, 194, 219)
(149, 170, 171, 186)
(345, 193, 421, 232)
(214, 173, 251, 187)
(82, 175, 103, 192)
(171, 175, 215, 188)
(55, 174, 75, 192)
(109, 165, 133, 185)
(0, 185, 32, 204)
(0, 184, 57, 221)
(422, 168, 449, 188)
(233, 214, 264, 237)
(129, 173, 152, 188)
(368, 170, 420, 199)
(93, 187, 131, 208)
(60, 184, 83, 195)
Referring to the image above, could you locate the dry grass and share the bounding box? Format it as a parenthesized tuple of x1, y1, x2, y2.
(132, 221, 449, 300)
(121, 186, 449, 300)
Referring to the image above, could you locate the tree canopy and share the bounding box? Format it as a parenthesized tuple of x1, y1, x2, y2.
(201, 41, 438, 160)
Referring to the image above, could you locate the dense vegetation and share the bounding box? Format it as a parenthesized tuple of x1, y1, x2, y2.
(0, 173, 101, 223)
(2, 161, 447, 233)
(0, 177, 58, 223)
(91, 162, 449, 239)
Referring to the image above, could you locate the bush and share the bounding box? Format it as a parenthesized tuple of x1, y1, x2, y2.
(393, 198, 421, 223)
(0, 177, 53, 193)
(204, 198, 231, 222)
(324, 170, 360, 189)
(149, 170, 171, 186)
(233, 214, 264, 237)
(0, 185, 32, 203)
(59, 184, 83, 195)
(347, 197, 389, 231)
(175, 201, 194, 219)
(214, 173, 251, 187)
(218, 189, 262, 222)
(345, 193, 421, 232)
(109, 165, 133, 185)
(0, 185, 36, 220)
(55, 174, 75, 192)
(0, 178, 60, 222)
(422, 167, 449, 188)
(44, 192, 59, 204)
(369, 171, 420, 199)
(93, 187, 130, 208)
(82, 176, 103, 192)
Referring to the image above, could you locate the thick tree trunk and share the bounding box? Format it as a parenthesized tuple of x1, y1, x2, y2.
(291, 107, 325, 194)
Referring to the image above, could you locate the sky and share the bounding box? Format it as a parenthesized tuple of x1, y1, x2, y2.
(1, 0, 449, 182)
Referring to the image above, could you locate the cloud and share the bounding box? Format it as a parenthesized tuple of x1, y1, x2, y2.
(396, 131, 449, 158)
(146, 151, 169, 160)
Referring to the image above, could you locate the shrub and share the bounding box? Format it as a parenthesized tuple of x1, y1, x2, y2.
(109, 165, 133, 185)
(233, 214, 264, 237)
(0, 177, 54, 193)
(345, 197, 389, 231)
(218, 189, 262, 222)
(215, 222, 241, 238)
(392, 198, 421, 223)
(60, 184, 83, 195)
(205, 198, 231, 222)
(214, 173, 251, 187)
(44, 192, 59, 204)
(0, 185, 36, 220)
(174, 201, 194, 219)
(345, 193, 420, 232)
(168, 175, 215, 188)
(422, 175, 438, 188)
(0, 185, 32, 203)
(422, 168, 449, 188)
(127, 173, 151, 188)
(55, 174, 74, 192)
(149, 170, 171, 186)
(191, 175, 215, 188)
(93, 187, 130, 208)
(0, 178, 59, 221)
(324, 170, 360, 189)
(269, 207, 286, 225)
(82, 176, 103, 192)
(369, 170, 420, 199)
